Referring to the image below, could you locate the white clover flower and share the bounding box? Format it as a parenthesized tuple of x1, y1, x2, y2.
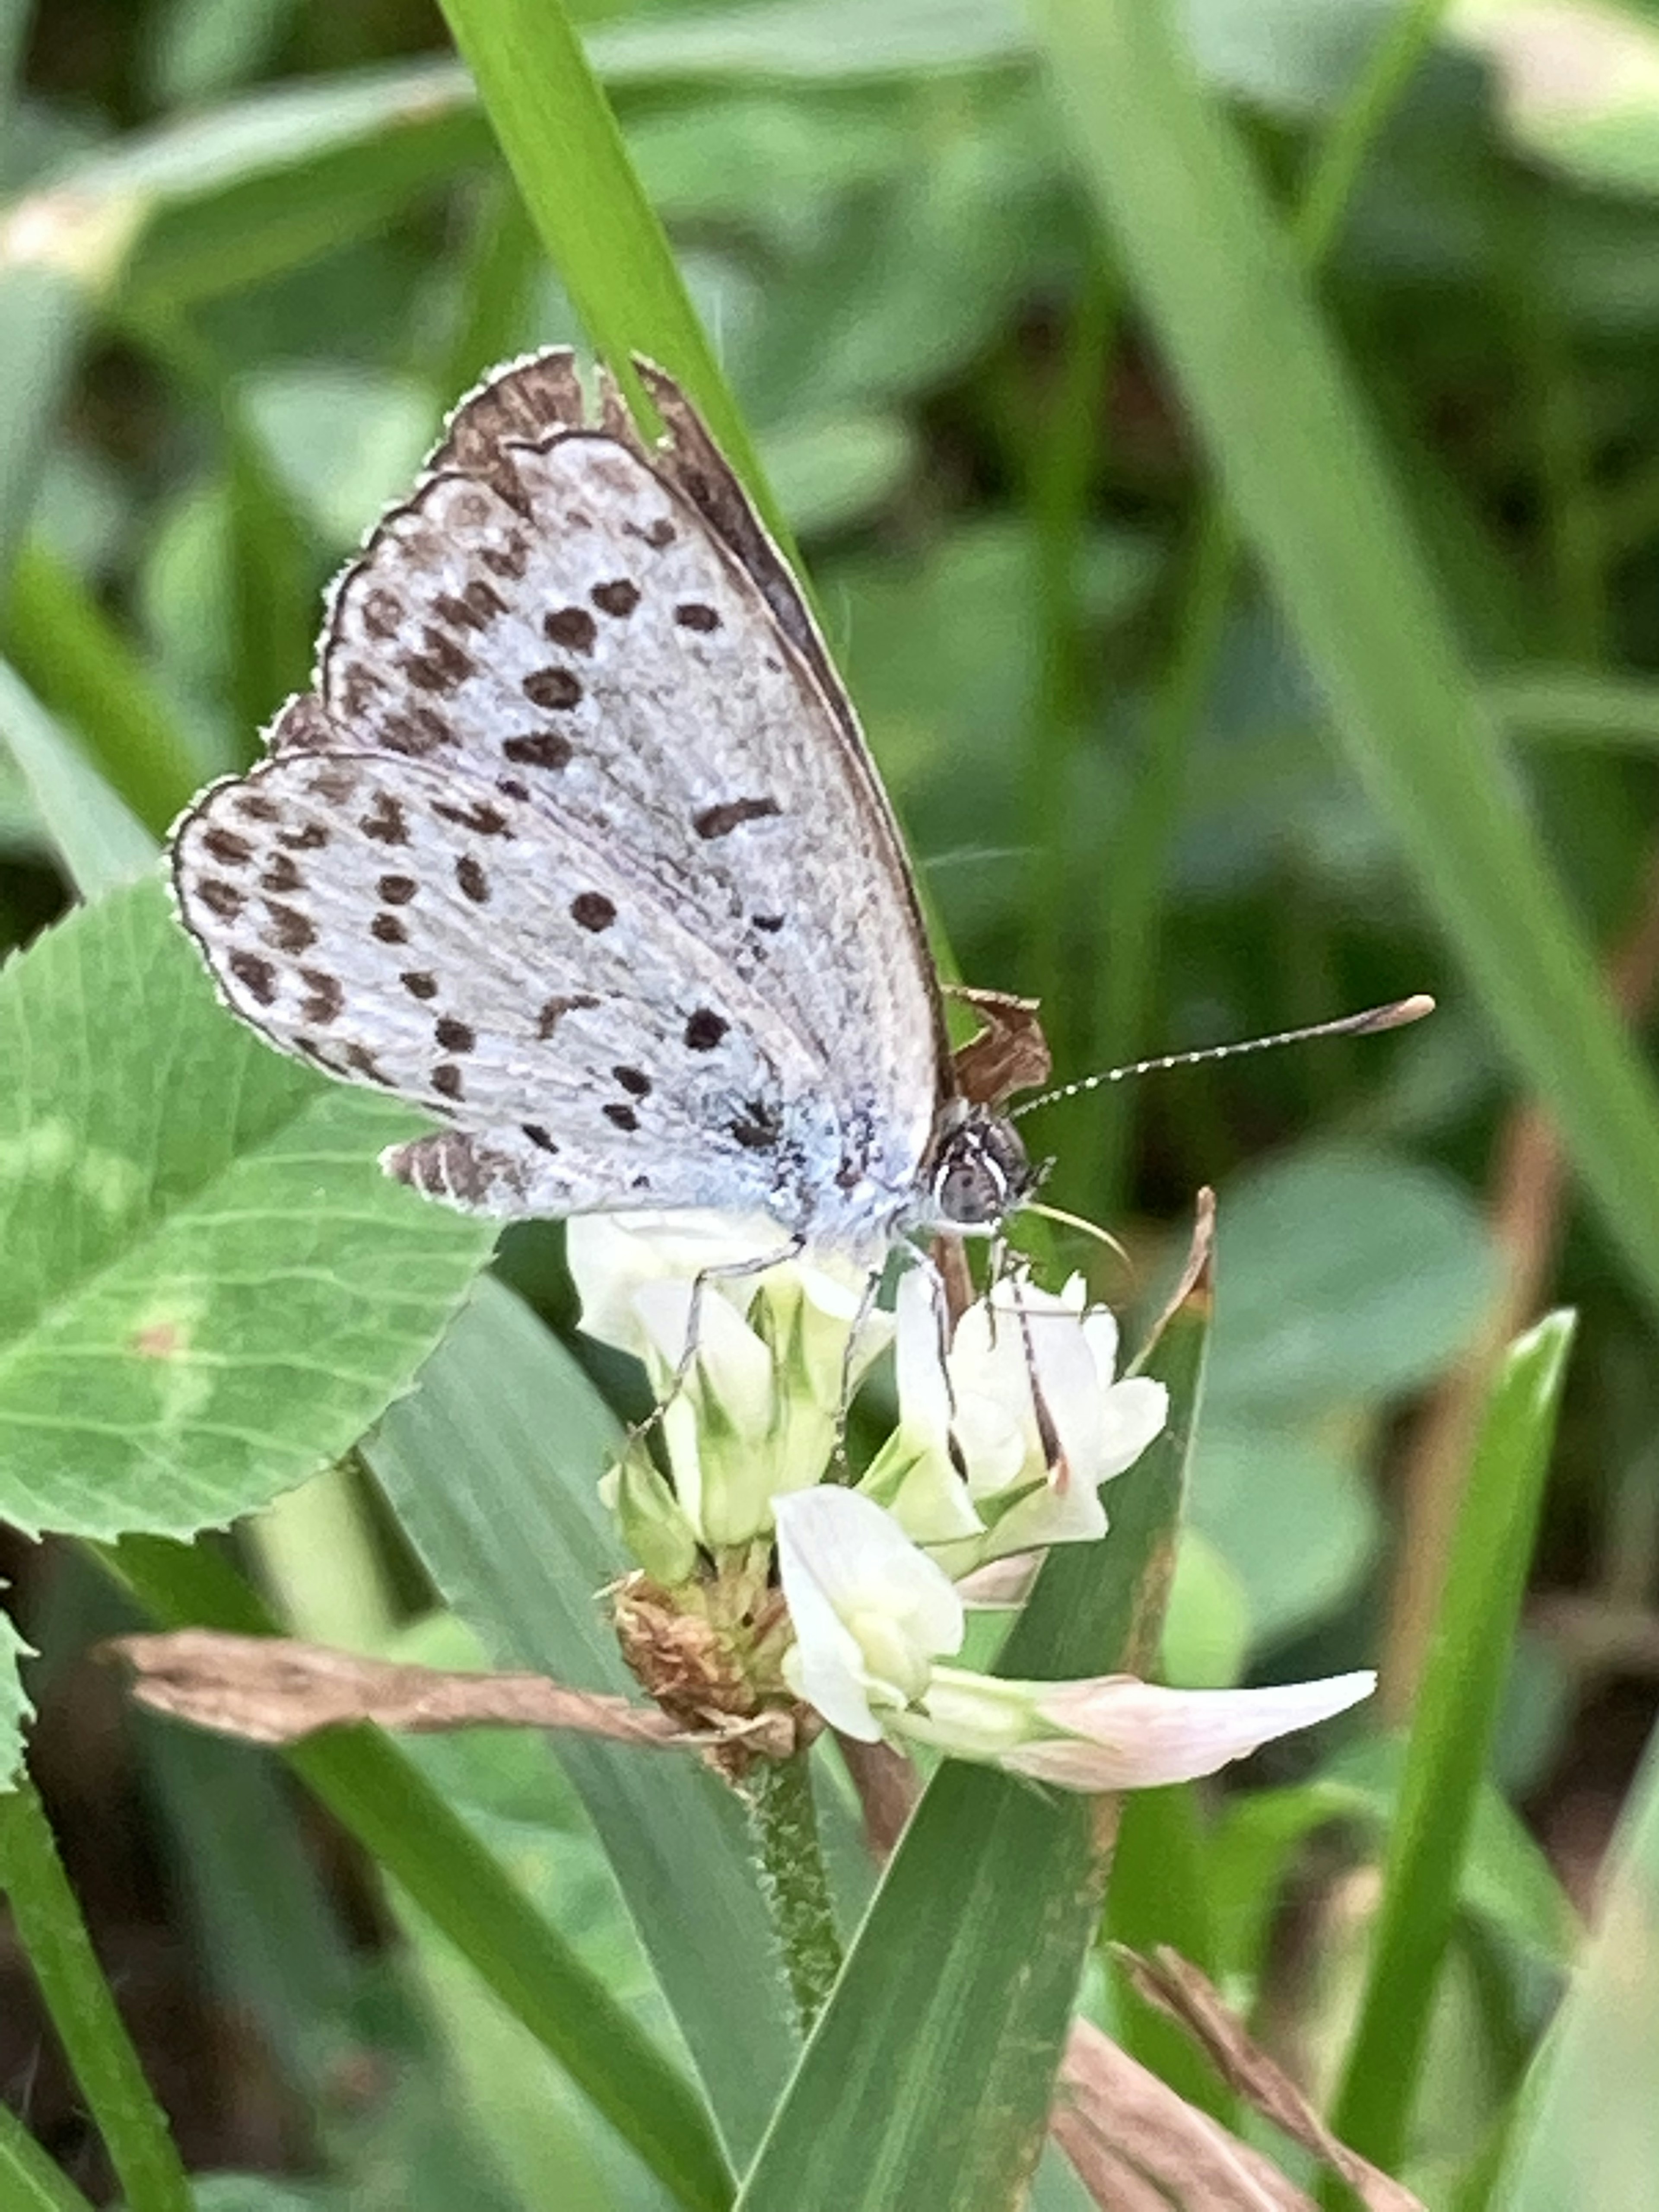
(892, 1665, 1377, 1790)
(569, 1211, 892, 1552)
(774, 1485, 1374, 1787)
(863, 1268, 1168, 1572)
(773, 1486, 964, 1740)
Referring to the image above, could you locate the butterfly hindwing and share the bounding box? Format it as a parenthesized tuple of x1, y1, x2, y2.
(173, 749, 833, 1219)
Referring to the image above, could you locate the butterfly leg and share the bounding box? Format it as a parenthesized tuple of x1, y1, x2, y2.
(829, 1259, 888, 1477)
(627, 1236, 809, 1453)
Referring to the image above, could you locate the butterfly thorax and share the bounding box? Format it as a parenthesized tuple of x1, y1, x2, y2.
(915, 1102, 1036, 1236)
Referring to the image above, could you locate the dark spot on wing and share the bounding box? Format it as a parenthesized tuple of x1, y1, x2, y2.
(455, 855, 489, 903)
(203, 827, 253, 867)
(604, 1102, 639, 1131)
(432, 1063, 464, 1101)
(481, 532, 530, 579)
(753, 913, 785, 933)
(362, 588, 402, 638)
(544, 606, 597, 654)
(345, 1042, 391, 1086)
(299, 969, 343, 1023)
(305, 762, 359, 807)
(260, 852, 303, 893)
(265, 903, 316, 953)
(498, 776, 531, 802)
(523, 666, 582, 712)
(731, 1101, 780, 1150)
(338, 664, 379, 721)
(381, 706, 454, 756)
(633, 516, 676, 549)
(537, 992, 600, 1037)
(684, 1008, 728, 1051)
(674, 602, 721, 633)
(361, 794, 409, 843)
(401, 971, 438, 999)
(522, 1123, 558, 1153)
(435, 797, 511, 837)
(278, 821, 329, 851)
(591, 578, 640, 618)
(694, 796, 782, 840)
(229, 950, 277, 1005)
(235, 792, 281, 823)
(435, 1016, 476, 1053)
(433, 580, 508, 632)
(378, 874, 417, 904)
(197, 879, 242, 921)
(403, 629, 476, 695)
(613, 1065, 652, 1097)
(570, 891, 614, 932)
(372, 912, 408, 944)
(502, 731, 572, 771)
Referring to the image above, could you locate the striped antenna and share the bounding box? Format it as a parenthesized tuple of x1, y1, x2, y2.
(1010, 994, 1436, 1119)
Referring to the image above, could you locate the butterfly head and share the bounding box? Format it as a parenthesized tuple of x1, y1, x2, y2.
(924, 1103, 1039, 1235)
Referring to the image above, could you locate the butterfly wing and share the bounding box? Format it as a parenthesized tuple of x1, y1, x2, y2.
(313, 356, 941, 1136)
(173, 352, 947, 1240)
(173, 748, 848, 1220)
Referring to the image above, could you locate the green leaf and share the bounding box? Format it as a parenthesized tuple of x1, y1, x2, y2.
(1329, 1312, 1576, 2172)
(0, 1595, 33, 1789)
(1206, 1145, 1500, 1411)
(1495, 1712, 1659, 2210)
(0, 876, 492, 1540)
(365, 1277, 795, 2169)
(0, 657, 156, 898)
(734, 1226, 1212, 2212)
(1033, 0, 1659, 1341)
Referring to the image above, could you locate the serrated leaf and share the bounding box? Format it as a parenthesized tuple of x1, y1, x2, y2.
(0, 875, 492, 1540)
(0, 1594, 34, 1789)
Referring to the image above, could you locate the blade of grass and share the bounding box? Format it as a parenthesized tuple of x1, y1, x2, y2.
(365, 1278, 797, 2168)
(1081, 0, 1452, 1219)
(1487, 666, 1659, 750)
(0, 2098, 98, 2212)
(0, 1778, 193, 2212)
(734, 1224, 1212, 2212)
(1326, 1313, 1575, 2178)
(1492, 1711, 1659, 2212)
(435, 0, 784, 549)
(1034, 0, 1659, 1339)
(2, 540, 203, 833)
(102, 1534, 734, 2212)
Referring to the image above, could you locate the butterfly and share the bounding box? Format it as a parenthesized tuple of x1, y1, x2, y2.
(170, 350, 1037, 1259)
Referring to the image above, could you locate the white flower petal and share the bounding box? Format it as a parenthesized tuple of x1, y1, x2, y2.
(1095, 1376, 1170, 1481)
(567, 1209, 781, 1357)
(632, 1279, 774, 1436)
(1006, 1670, 1376, 1789)
(893, 1267, 953, 1449)
(775, 1487, 964, 1741)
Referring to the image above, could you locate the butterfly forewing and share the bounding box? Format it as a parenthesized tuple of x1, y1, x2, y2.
(172, 353, 947, 1244)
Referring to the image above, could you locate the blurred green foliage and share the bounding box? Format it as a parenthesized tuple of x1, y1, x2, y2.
(3, 0, 1659, 2205)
